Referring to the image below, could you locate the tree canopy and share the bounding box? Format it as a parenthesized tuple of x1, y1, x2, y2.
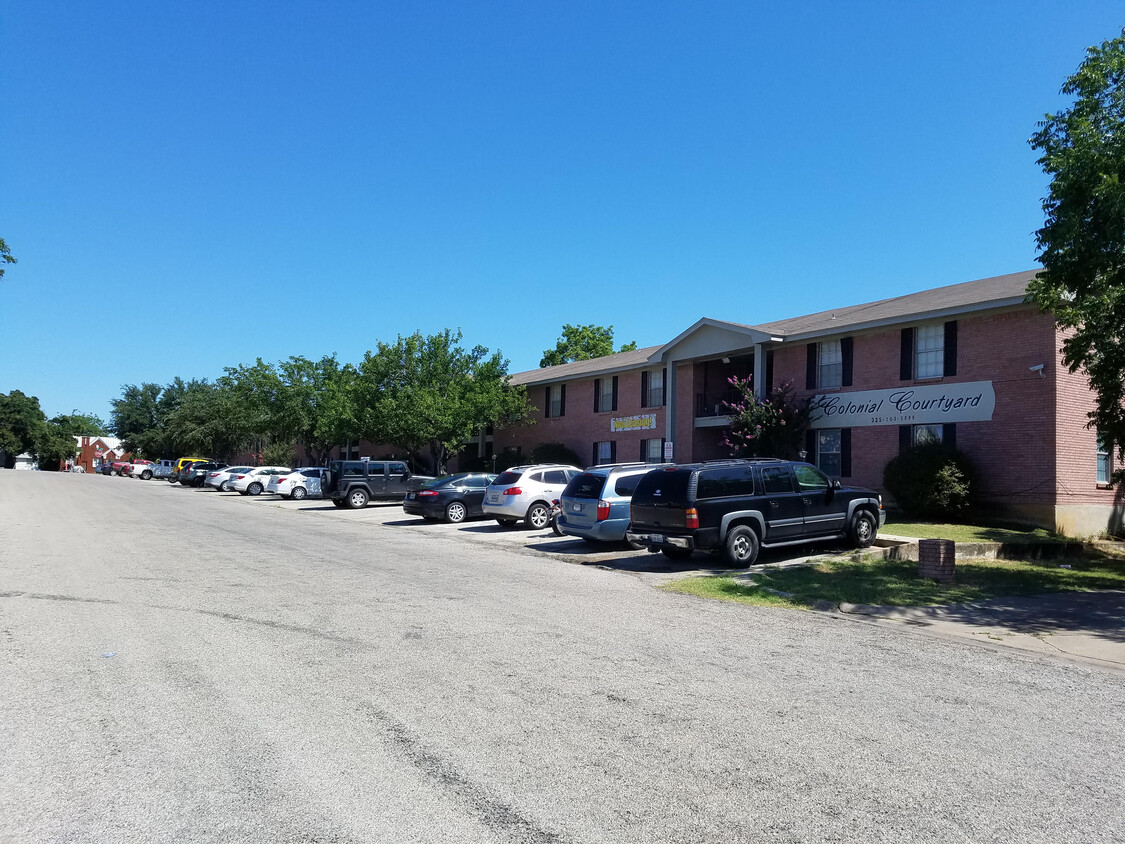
(0, 236, 15, 281)
(1028, 29, 1125, 479)
(539, 324, 638, 368)
(0, 390, 46, 466)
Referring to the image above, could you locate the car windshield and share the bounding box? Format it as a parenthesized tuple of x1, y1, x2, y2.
(424, 474, 465, 488)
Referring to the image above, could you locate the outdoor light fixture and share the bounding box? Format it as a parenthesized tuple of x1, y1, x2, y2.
(1029, 363, 1045, 378)
(721, 356, 730, 364)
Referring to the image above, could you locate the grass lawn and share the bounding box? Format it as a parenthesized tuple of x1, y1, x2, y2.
(881, 521, 1065, 543)
(664, 552, 1125, 609)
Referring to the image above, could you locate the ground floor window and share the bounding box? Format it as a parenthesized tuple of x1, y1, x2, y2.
(913, 424, 943, 445)
(816, 429, 842, 478)
(1097, 434, 1111, 484)
(593, 441, 616, 465)
(641, 438, 665, 463)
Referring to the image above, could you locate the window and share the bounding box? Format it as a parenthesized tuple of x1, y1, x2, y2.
(544, 469, 570, 485)
(389, 462, 408, 475)
(339, 441, 360, 460)
(817, 429, 842, 478)
(818, 341, 843, 389)
(760, 466, 795, 494)
(913, 424, 943, 445)
(641, 438, 665, 463)
(594, 376, 618, 413)
(1097, 434, 1111, 484)
(697, 466, 755, 498)
(915, 325, 944, 379)
(545, 384, 566, 418)
(593, 441, 616, 465)
(901, 323, 957, 380)
(614, 474, 644, 496)
(642, 370, 665, 407)
(793, 464, 830, 492)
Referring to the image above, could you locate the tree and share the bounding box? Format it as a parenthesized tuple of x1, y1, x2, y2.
(0, 236, 15, 281)
(111, 383, 164, 457)
(539, 324, 638, 368)
(163, 380, 250, 460)
(0, 390, 48, 467)
(358, 329, 530, 472)
(1028, 29, 1125, 480)
(273, 355, 360, 466)
(51, 411, 108, 438)
(720, 379, 811, 459)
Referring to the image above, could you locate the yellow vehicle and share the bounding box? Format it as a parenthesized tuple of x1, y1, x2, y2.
(174, 457, 210, 473)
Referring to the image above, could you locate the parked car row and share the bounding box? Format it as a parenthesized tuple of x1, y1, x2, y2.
(112, 453, 887, 568)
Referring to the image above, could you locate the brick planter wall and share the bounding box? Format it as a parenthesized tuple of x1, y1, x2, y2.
(918, 539, 956, 583)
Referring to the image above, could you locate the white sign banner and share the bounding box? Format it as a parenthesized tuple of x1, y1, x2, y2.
(808, 381, 995, 429)
(611, 413, 658, 433)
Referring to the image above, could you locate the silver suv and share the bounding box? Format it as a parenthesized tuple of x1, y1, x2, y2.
(482, 464, 582, 529)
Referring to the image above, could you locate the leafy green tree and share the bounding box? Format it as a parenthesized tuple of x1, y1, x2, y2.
(0, 236, 15, 280)
(1028, 29, 1125, 480)
(51, 411, 108, 438)
(720, 379, 811, 459)
(163, 380, 249, 460)
(358, 329, 530, 472)
(223, 359, 285, 447)
(0, 390, 48, 467)
(539, 324, 638, 368)
(111, 383, 164, 457)
(273, 355, 360, 466)
(34, 422, 80, 470)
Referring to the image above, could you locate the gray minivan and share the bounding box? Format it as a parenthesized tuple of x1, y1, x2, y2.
(557, 463, 656, 546)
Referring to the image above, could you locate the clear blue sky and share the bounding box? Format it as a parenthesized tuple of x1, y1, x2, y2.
(1, 1, 1121, 423)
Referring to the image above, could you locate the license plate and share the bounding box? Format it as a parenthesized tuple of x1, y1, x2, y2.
(570, 503, 582, 512)
(651, 534, 665, 544)
(406, 493, 415, 500)
(487, 494, 499, 503)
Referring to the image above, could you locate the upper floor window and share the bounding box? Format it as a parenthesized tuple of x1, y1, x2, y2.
(594, 376, 618, 413)
(641, 370, 665, 407)
(1097, 434, 1111, 484)
(806, 338, 852, 389)
(901, 322, 957, 380)
(545, 384, 566, 418)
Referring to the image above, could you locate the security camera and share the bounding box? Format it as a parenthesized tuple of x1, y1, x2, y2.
(1029, 364, 1044, 372)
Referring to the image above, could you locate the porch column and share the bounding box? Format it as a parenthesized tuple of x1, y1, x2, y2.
(753, 343, 767, 399)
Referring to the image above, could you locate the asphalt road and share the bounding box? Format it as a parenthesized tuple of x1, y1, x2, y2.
(1, 471, 1123, 843)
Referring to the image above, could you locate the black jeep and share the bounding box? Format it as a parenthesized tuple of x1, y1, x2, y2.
(626, 458, 885, 567)
(326, 459, 435, 509)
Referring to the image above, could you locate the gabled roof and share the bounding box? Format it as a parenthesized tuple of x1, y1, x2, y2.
(505, 270, 1041, 387)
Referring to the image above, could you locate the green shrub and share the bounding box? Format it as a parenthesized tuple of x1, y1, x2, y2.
(883, 441, 975, 519)
(261, 441, 296, 467)
(529, 442, 582, 467)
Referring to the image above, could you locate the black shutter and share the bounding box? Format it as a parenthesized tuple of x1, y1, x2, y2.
(841, 428, 852, 478)
(900, 328, 914, 380)
(641, 371, 649, 408)
(640, 439, 647, 461)
(662, 371, 667, 406)
(805, 429, 816, 462)
(806, 343, 818, 389)
(593, 379, 601, 413)
(611, 376, 618, 412)
(592, 442, 598, 466)
(545, 386, 552, 418)
(610, 441, 617, 463)
(899, 425, 912, 452)
(765, 350, 774, 393)
(944, 321, 958, 377)
(841, 337, 854, 387)
(943, 423, 957, 449)
(560, 383, 566, 417)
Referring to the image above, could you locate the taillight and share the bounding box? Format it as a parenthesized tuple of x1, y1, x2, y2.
(236, 474, 246, 479)
(596, 500, 610, 521)
(503, 487, 522, 496)
(685, 508, 699, 529)
(209, 472, 219, 477)
(278, 478, 287, 485)
(418, 490, 438, 497)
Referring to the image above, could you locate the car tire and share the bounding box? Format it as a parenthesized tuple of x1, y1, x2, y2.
(551, 518, 564, 537)
(660, 546, 694, 561)
(850, 510, 878, 548)
(496, 518, 517, 527)
(723, 525, 761, 567)
(347, 488, 369, 509)
(219, 480, 231, 491)
(291, 486, 307, 501)
(332, 499, 347, 508)
(248, 482, 263, 496)
(141, 470, 152, 480)
(445, 501, 467, 523)
(526, 502, 551, 530)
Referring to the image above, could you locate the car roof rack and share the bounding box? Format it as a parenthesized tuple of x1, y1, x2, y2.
(581, 462, 652, 471)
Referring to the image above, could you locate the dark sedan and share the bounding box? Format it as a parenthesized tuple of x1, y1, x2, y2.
(402, 473, 498, 523)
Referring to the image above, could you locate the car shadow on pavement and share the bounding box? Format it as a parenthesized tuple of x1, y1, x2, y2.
(907, 591, 1125, 642)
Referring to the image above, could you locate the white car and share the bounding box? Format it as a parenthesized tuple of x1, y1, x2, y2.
(206, 466, 255, 492)
(481, 464, 582, 529)
(269, 467, 329, 500)
(127, 459, 156, 480)
(230, 466, 292, 496)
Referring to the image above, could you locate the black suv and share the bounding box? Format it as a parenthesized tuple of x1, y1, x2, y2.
(326, 459, 435, 509)
(626, 458, 884, 567)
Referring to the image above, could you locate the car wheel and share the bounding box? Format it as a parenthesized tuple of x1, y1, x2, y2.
(332, 499, 347, 508)
(551, 517, 565, 537)
(141, 470, 152, 480)
(220, 480, 231, 491)
(291, 486, 307, 501)
(850, 510, 878, 548)
(661, 546, 694, 561)
(526, 502, 551, 530)
(445, 501, 468, 523)
(248, 482, 263, 496)
(496, 518, 517, 527)
(723, 525, 761, 567)
(347, 488, 369, 509)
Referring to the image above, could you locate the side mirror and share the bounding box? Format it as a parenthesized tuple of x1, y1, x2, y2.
(833, 480, 842, 489)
